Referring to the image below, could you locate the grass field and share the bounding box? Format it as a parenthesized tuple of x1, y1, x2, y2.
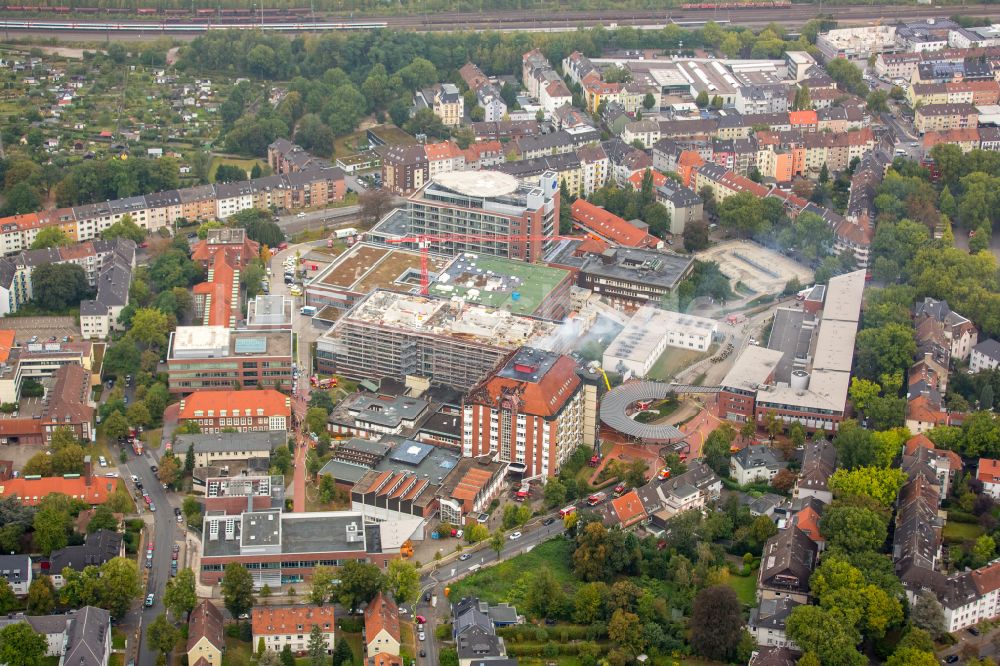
(447, 538, 576, 607)
(943, 520, 985, 542)
(727, 572, 758, 606)
(209, 156, 266, 181)
(646, 345, 715, 382)
(222, 636, 253, 666)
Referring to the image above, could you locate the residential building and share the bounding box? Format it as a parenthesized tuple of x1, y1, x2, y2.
(268, 138, 331, 175)
(913, 297, 978, 361)
(979, 459, 1000, 500)
(757, 526, 818, 604)
(175, 431, 283, 469)
(199, 509, 419, 585)
(415, 83, 464, 126)
(46, 530, 123, 587)
(79, 256, 132, 339)
(191, 228, 260, 270)
(749, 598, 801, 649)
(166, 326, 293, 393)
(253, 605, 335, 656)
(367, 170, 559, 263)
(0, 363, 95, 445)
(316, 290, 556, 391)
(470, 120, 539, 142)
(495, 153, 584, 197)
(382, 144, 429, 195)
(622, 120, 661, 149)
(793, 439, 837, 505)
(693, 161, 769, 202)
(731, 446, 785, 485)
(970, 339, 1000, 373)
(462, 141, 505, 170)
(570, 200, 662, 250)
(187, 601, 225, 666)
(737, 84, 790, 115)
(365, 592, 400, 658)
(176, 389, 291, 434)
(603, 306, 717, 377)
(453, 595, 510, 666)
(915, 103, 979, 133)
(0, 554, 31, 595)
(576, 144, 610, 197)
(464, 347, 585, 479)
(654, 180, 704, 234)
(425, 141, 466, 179)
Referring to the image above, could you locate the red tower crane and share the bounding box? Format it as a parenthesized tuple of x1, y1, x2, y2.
(384, 233, 571, 295)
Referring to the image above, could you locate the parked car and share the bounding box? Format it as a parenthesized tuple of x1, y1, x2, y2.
(145, 594, 154, 607)
(509, 531, 522, 540)
(418, 632, 426, 641)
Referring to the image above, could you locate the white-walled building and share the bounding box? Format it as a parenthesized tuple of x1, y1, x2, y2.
(603, 306, 717, 378)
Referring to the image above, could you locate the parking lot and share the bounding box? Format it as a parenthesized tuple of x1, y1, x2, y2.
(2, 316, 79, 343)
(697, 240, 814, 295)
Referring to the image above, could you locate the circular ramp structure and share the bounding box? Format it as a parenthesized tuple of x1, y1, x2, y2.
(600, 381, 722, 442)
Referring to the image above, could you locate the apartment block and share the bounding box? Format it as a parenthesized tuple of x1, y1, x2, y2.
(915, 103, 979, 133)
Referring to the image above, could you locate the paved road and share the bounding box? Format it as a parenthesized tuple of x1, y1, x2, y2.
(275, 206, 361, 236)
(416, 519, 568, 666)
(117, 444, 182, 666)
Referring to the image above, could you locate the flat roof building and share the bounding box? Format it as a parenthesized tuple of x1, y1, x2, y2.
(305, 243, 450, 312)
(603, 306, 718, 378)
(366, 170, 559, 264)
(428, 252, 573, 321)
(573, 247, 695, 308)
(316, 290, 557, 391)
(167, 326, 293, 394)
(199, 508, 420, 586)
(245, 295, 294, 330)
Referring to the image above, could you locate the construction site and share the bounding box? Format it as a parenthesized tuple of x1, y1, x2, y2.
(696, 240, 814, 295)
(314, 290, 559, 391)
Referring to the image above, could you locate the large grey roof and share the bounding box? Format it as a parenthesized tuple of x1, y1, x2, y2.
(175, 431, 284, 454)
(63, 606, 111, 666)
(0, 554, 30, 585)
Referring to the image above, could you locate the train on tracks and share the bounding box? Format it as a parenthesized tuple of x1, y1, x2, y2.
(0, 17, 387, 30)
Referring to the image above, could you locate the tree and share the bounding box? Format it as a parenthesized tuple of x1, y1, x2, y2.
(359, 188, 395, 225)
(973, 535, 997, 568)
(829, 467, 908, 507)
(331, 638, 354, 666)
(690, 585, 743, 661)
(182, 496, 202, 528)
(573, 522, 612, 582)
(718, 192, 764, 237)
(787, 605, 865, 666)
(310, 565, 338, 605)
(0, 578, 16, 613)
(543, 478, 567, 509)
(101, 214, 146, 243)
(386, 560, 420, 606)
(526, 566, 566, 620)
(185, 443, 195, 473)
(703, 424, 735, 475)
(820, 505, 888, 553)
(147, 613, 179, 659)
(103, 411, 129, 442)
(792, 84, 812, 111)
(825, 58, 867, 96)
(305, 407, 328, 436)
(30, 263, 90, 311)
(33, 501, 70, 556)
(129, 307, 169, 349)
(489, 531, 505, 558)
(280, 644, 295, 666)
(335, 561, 385, 612)
(683, 220, 710, 251)
(26, 577, 56, 614)
(258, 651, 282, 666)
(87, 505, 119, 533)
(642, 92, 655, 110)
(465, 523, 488, 543)
(31, 226, 73, 249)
(867, 89, 890, 113)
(295, 114, 335, 158)
(855, 324, 916, 382)
(910, 590, 947, 639)
(307, 624, 328, 665)
(99, 557, 142, 619)
(1, 181, 41, 216)
(221, 563, 255, 620)
(157, 455, 181, 488)
(770, 468, 797, 493)
(886, 648, 937, 666)
(164, 568, 197, 621)
(609, 608, 643, 653)
(0, 622, 48, 666)
(695, 90, 709, 107)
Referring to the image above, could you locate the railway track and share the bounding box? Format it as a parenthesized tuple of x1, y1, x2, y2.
(0, 4, 994, 35)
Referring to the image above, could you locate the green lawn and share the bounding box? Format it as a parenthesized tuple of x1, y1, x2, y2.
(448, 538, 576, 607)
(726, 572, 758, 606)
(646, 345, 715, 382)
(943, 521, 985, 542)
(222, 635, 254, 666)
(209, 156, 266, 181)
(336, 632, 365, 666)
(107, 655, 125, 666)
(112, 628, 127, 650)
(145, 428, 163, 450)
